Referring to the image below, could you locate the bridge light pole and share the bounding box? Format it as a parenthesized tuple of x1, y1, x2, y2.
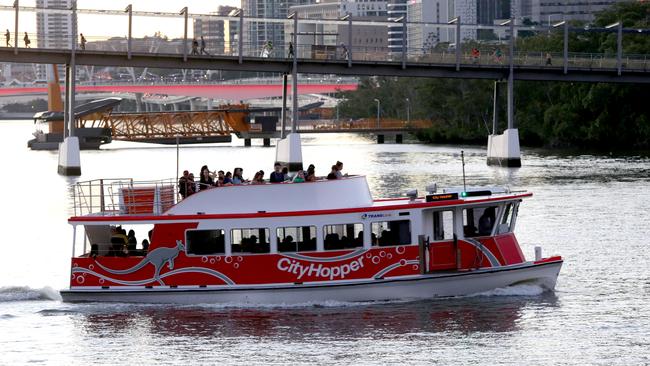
(340, 13, 352, 68)
(606, 21, 623, 76)
(125, 4, 132, 59)
(405, 98, 410, 125)
(13, 0, 18, 55)
(288, 12, 299, 133)
(448, 17, 461, 71)
(231, 9, 244, 63)
(374, 98, 380, 128)
(180, 7, 188, 62)
(553, 20, 568, 74)
(393, 16, 407, 69)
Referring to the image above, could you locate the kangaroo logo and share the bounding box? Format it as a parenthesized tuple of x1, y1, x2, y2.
(95, 240, 185, 285)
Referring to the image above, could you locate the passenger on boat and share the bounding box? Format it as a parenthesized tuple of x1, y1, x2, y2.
(478, 207, 496, 236)
(199, 165, 214, 190)
(252, 170, 265, 184)
(269, 163, 284, 183)
(223, 171, 233, 185)
(109, 227, 128, 257)
(327, 165, 338, 180)
(293, 170, 306, 183)
(187, 173, 196, 196)
(127, 229, 138, 254)
(215, 170, 225, 187)
(335, 161, 344, 179)
(178, 170, 191, 199)
(232, 167, 245, 184)
(306, 164, 316, 182)
(281, 167, 290, 181)
(141, 239, 149, 253)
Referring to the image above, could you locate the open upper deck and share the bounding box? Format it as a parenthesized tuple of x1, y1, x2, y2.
(68, 176, 531, 224)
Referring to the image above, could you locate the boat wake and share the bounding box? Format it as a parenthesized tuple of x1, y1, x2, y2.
(467, 284, 547, 298)
(0, 286, 62, 302)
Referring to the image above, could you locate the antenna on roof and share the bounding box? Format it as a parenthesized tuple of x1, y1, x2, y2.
(461, 150, 467, 193)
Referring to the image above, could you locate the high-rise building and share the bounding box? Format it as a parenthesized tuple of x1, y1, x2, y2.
(193, 5, 238, 55)
(407, 0, 453, 54)
(36, 0, 75, 79)
(241, 0, 314, 53)
(387, 0, 407, 55)
(529, 0, 626, 25)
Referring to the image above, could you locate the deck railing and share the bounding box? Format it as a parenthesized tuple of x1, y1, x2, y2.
(71, 178, 178, 217)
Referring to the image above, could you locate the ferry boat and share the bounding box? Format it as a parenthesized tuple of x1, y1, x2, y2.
(60, 134, 562, 304)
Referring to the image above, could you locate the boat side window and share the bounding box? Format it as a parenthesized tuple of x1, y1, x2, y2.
(231, 228, 270, 254)
(433, 210, 454, 241)
(323, 223, 363, 250)
(497, 202, 519, 234)
(186, 229, 225, 255)
(371, 220, 411, 246)
(463, 206, 498, 237)
(277, 226, 317, 252)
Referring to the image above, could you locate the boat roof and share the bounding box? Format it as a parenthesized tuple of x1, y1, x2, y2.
(68, 175, 531, 225)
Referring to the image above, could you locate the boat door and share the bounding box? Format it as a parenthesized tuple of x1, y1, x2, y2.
(423, 208, 459, 271)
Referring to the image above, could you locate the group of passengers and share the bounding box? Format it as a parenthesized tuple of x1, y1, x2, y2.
(178, 160, 346, 199)
(92, 226, 150, 257)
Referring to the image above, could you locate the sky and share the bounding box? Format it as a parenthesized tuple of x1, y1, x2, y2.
(0, 0, 240, 40)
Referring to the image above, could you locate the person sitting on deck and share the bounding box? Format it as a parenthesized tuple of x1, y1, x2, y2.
(293, 170, 306, 183)
(232, 167, 245, 185)
(216, 170, 225, 187)
(223, 171, 233, 185)
(306, 164, 316, 182)
(269, 163, 285, 183)
(252, 170, 265, 184)
(199, 165, 214, 191)
(335, 161, 344, 179)
(327, 165, 338, 180)
(141, 239, 150, 254)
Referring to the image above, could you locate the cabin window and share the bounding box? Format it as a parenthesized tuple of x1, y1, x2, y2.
(433, 210, 454, 241)
(323, 223, 364, 250)
(496, 202, 518, 234)
(186, 229, 225, 255)
(277, 226, 317, 252)
(463, 206, 498, 237)
(231, 228, 270, 254)
(371, 220, 411, 246)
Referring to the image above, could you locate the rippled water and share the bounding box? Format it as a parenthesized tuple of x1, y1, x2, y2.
(1, 120, 649, 365)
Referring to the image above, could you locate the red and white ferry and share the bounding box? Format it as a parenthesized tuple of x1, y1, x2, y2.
(61, 134, 562, 304)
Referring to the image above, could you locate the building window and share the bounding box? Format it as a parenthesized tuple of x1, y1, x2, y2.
(277, 226, 317, 252)
(323, 223, 364, 250)
(371, 220, 411, 246)
(463, 206, 498, 237)
(231, 228, 270, 254)
(186, 229, 225, 255)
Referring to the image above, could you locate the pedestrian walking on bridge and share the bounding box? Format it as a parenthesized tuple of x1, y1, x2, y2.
(5, 29, 10, 47)
(288, 41, 294, 58)
(23, 32, 30, 48)
(200, 36, 208, 55)
(80, 33, 87, 50)
(191, 38, 199, 55)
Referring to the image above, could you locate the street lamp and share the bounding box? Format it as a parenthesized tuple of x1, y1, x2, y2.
(373, 98, 380, 128)
(405, 97, 410, 125)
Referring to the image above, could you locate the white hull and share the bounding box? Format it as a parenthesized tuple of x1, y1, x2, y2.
(60, 260, 562, 304)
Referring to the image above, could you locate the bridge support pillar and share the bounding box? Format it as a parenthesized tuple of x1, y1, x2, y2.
(263, 138, 271, 147)
(487, 72, 521, 167)
(377, 134, 385, 144)
(58, 136, 81, 176)
(396, 134, 403, 144)
(59, 60, 81, 176)
(244, 138, 251, 147)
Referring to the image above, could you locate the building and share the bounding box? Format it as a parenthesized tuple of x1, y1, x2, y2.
(242, 0, 315, 55)
(193, 6, 238, 55)
(36, 0, 75, 79)
(287, 0, 389, 59)
(387, 0, 407, 56)
(528, 0, 627, 25)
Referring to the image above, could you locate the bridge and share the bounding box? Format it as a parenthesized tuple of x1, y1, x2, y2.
(1, 4, 647, 174)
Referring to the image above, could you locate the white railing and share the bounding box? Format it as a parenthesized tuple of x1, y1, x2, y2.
(71, 178, 178, 217)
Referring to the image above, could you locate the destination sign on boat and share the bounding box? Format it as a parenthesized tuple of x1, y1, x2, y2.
(426, 193, 459, 202)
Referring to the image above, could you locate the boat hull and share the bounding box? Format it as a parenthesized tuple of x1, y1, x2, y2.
(60, 260, 562, 304)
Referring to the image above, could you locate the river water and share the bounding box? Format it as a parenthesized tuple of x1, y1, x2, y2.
(1, 120, 649, 365)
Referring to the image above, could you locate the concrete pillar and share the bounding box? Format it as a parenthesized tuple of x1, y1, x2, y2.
(244, 138, 251, 147)
(377, 134, 385, 144)
(135, 92, 143, 112)
(396, 134, 403, 144)
(189, 98, 196, 111)
(263, 138, 271, 147)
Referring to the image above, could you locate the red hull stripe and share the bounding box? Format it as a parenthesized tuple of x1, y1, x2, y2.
(69, 193, 532, 223)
